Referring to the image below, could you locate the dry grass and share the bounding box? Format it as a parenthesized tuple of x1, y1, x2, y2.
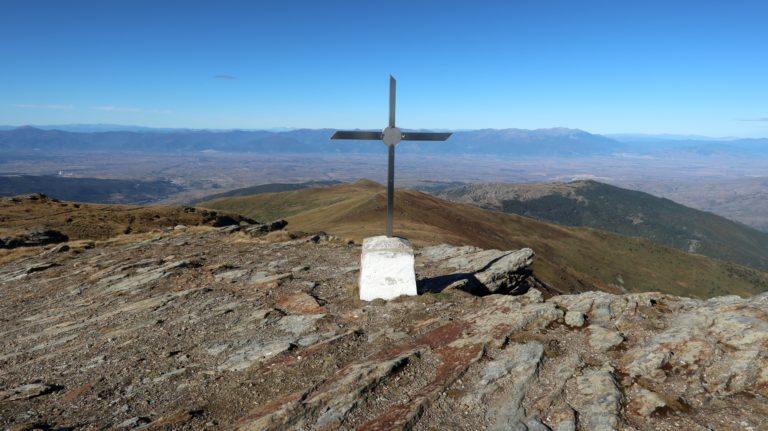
(202, 180, 768, 298)
(95, 232, 161, 248)
(262, 231, 299, 243)
(0, 196, 248, 243)
(0, 247, 40, 265)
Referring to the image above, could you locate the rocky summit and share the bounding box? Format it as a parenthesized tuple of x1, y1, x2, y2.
(1, 225, 767, 431)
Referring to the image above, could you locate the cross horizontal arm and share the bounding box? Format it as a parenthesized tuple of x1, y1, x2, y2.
(331, 131, 384, 140)
(400, 132, 452, 141)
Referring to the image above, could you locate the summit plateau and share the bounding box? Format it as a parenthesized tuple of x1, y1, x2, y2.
(1, 197, 766, 430)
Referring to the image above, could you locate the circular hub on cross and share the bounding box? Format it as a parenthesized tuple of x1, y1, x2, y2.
(382, 126, 402, 147)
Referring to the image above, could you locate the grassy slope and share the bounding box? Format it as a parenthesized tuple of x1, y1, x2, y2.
(201, 180, 768, 298)
(189, 180, 341, 204)
(492, 181, 768, 270)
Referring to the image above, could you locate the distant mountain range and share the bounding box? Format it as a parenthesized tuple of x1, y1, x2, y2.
(0, 124, 299, 133)
(2, 125, 766, 157)
(435, 180, 768, 271)
(606, 133, 743, 142)
(0, 124, 166, 133)
(0, 126, 621, 156)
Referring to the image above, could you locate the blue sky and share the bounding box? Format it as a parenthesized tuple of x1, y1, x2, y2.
(2, 0, 767, 137)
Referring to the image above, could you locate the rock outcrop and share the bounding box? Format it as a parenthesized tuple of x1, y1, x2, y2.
(0, 228, 69, 249)
(0, 229, 766, 430)
(0, 194, 261, 245)
(419, 244, 538, 295)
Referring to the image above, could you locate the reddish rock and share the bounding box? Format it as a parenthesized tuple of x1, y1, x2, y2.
(277, 292, 326, 314)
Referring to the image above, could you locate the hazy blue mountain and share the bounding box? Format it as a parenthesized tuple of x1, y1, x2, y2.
(674, 139, 768, 157)
(0, 124, 183, 133)
(607, 133, 741, 142)
(608, 134, 768, 156)
(0, 124, 304, 133)
(0, 126, 625, 156)
(406, 127, 626, 156)
(2, 126, 765, 157)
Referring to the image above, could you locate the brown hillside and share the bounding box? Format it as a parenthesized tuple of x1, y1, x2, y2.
(201, 180, 768, 298)
(0, 193, 253, 242)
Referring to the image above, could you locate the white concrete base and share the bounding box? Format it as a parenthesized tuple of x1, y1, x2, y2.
(359, 236, 417, 301)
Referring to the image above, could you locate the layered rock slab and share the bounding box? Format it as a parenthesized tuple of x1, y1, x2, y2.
(419, 244, 536, 294)
(1, 230, 767, 431)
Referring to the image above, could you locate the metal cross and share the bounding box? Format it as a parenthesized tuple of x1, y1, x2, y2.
(331, 76, 452, 237)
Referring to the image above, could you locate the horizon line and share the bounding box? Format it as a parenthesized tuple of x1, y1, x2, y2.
(0, 123, 760, 140)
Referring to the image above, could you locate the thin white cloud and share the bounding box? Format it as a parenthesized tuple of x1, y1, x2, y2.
(213, 74, 237, 80)
(92, 105, 142, 113)
(91, 106, 172, 114)
(14, 104, 74, 110)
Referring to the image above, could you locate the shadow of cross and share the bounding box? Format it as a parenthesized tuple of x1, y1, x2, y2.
(331, 75, 452, 237)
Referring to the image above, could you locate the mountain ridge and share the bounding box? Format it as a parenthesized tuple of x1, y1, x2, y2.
(3, 125, 767, 157)
(0, 126, 624, 156)
(435, 180, 768, 270)
(199, 180, 768, 298)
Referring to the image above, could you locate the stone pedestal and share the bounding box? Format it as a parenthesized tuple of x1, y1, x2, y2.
(359, 236, 417, 301)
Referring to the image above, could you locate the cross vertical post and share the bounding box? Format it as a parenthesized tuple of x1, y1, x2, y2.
(330, 75, 452, 301)
(387, 144, 395, 237)
(331, 75, 452, 238)
(389, 75, 396, 128)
